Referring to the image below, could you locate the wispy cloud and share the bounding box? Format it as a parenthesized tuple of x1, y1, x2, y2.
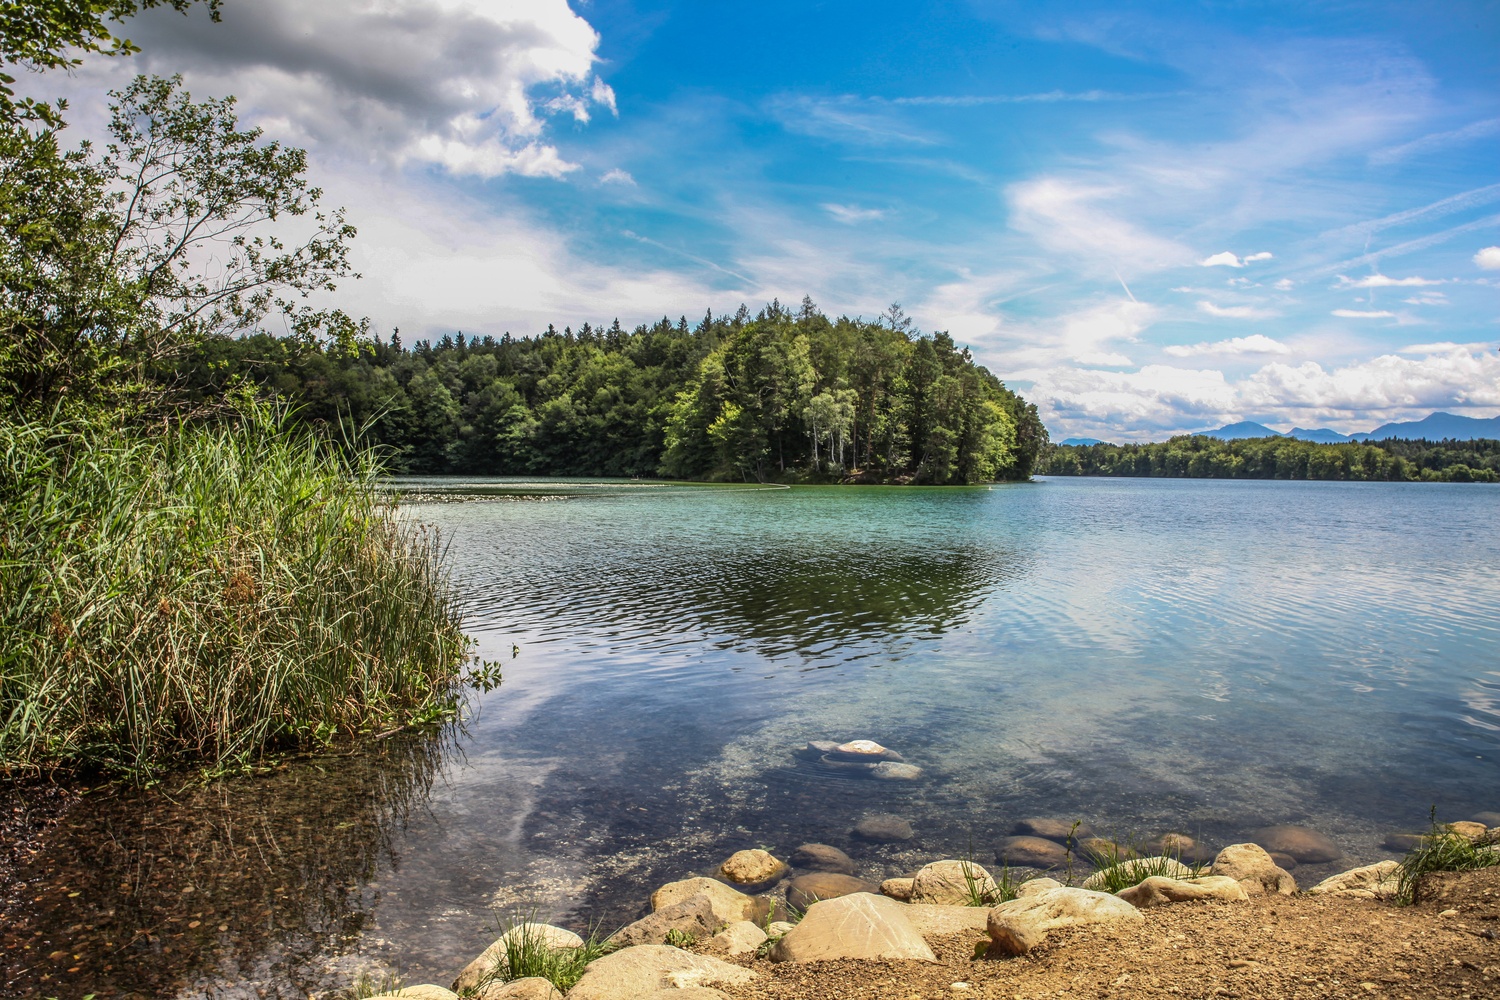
(892, 90, 1175, 106)
(1165, 334, 1292, 357)
(600, 168, 636, 186)
(767, 94, 937, 146)
(822, 203, 886, 224)
(1335, 273, 1444, 288)
(1332, 308, 1396, 319)
(1370, 116, 1500, 165)
(1197, 301, 1276, 319)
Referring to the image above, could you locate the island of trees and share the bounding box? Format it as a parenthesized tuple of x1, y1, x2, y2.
(169, 301, 1047, 485)
(1041, 435, 1500, 483)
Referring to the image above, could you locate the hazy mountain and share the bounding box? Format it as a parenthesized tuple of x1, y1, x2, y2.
(1349, 412, 1500, 442)
(1060, 437, 1107, 446)
(1288, 427, 1351, 443)
(1195, 421, 1283, 440)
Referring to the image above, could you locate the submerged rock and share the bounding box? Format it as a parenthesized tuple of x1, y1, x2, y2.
(1212, 843, 1297, 896)
(718, 849, 788, 887)
(790, 843, 856, 874)
(852, 814, 914, 842)
(910, 860, 997, 905)
(771, 892, 937, 963)
(1250, 825, 1342, 864)
(1013, 818, 1093, 845)
(870, 761, 923, 780)
(985, 887, 1143, 956)
(567, 946, 755, 1000)
(1471, 811, 1500, 827)
(1268, 851, 1299, 870)
(1076, 837, 1132, 862)
(994, 836, 1069, 870)
(786, 872, 880, 911)
(1115, 875, 1248, 907)
(1383, 832, 1427, 852)
(1308, 860, 1401, 900)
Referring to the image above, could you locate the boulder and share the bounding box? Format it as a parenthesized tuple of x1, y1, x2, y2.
(1013, 818, 1093, 844)
(786, 872, 880, 911)
(910, 860, 997, 905)
(1250, 825, 1341, 864)
(718, 849, 788, 887)
(710, 920, 768, 957)
(1016, 877, 1064, 898)
(473, 980, 561, 1000)
(378, 988, 458, 1000)
(567, 946, 755, 1000)
(827, 739, 904, 762)
(452, 924, 583, 993)
(985, 887, 1144, 956)
(995, 836, 1069, 870)
(610, 896, 721, 948)
(870, 762, 923, 780)
(902, 904, 991, 939)
(770, 892, 937, 963)
(880, 877, 916, 901)
(1308, 860, 1402, 900)
(650, 878, 760, 924)
(853, 814, 913, 842)
(1081, 857, 1192, 891)
(1211, 843, 1297, 896)
(1115, 875, 1249, 908)
(1447, 821, 1488, 841)
(790, 843, 856, 875)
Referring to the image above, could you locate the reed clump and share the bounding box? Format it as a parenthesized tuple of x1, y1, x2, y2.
(0, 403, 471, 781)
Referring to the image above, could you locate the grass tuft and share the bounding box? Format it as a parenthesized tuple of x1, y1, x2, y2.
(0, 402, 475, 782)
(469, 917, 612, 995)
(1084, 840, 1205, 894)
(1394, 812, 1500, 906)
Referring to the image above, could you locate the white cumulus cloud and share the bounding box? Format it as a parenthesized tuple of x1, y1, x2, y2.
(1476, 246, 1500, 270)
(1164, 335, 1292, 357)
(1199, 250, 1272, 268)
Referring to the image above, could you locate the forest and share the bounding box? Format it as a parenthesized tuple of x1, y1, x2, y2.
(169, 300, 1049, 484)
(1040, 435, 1500, 483)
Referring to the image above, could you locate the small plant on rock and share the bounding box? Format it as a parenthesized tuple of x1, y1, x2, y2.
(472, 916, 613, 996)
(1394, 809, 1500, 906)
(1084, 839, 1206, 894)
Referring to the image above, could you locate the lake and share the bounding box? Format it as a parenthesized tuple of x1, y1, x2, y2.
(4, 476, 1497, 998)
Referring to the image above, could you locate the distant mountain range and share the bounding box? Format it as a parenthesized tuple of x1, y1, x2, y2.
(1190, 411, 1500, 443)
(1060, 437, 1107, 446)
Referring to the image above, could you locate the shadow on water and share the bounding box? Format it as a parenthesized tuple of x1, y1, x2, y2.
(0, 731, 451, 1000)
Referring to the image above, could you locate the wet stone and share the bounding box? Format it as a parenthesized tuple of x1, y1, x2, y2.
(718, 849, 788, 887)
(1013, 818, 1093, 845)
(1250, 825, 1341, 864)
(790, 843, 856, 875)
(995, 836, 1070, 870)
(786, 872, 880, 911)
(1269, 851, 1299, 870)
(853, 814, 913, 842)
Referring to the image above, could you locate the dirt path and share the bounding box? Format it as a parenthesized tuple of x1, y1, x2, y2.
(717, 869, 1500, 1000)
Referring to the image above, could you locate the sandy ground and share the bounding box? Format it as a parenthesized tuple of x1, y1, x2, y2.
(715, 868, 1500, 1000)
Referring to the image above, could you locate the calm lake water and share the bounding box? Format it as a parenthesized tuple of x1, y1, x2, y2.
(5, 477, 1498, 998)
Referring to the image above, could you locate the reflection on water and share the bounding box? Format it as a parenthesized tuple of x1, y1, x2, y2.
(4, 477, 1498, 997)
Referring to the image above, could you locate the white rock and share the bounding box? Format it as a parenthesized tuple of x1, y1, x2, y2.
(650, 877, 760, 924)
(1211, 843, 1297, 896)
(901, 904, 991, 939)
(1115, 875, 1249, 908)
(711, 920, 768, 956)
(771, 892, 937, 963)
(1307, 860, 1402, 900)
(836, 739, 888, 755)
(911, 860, 997, 905)
(1081, 857, 1192, 891)
(985, 887, 1144, 956)
(567, 946, 755, 1000)
(1016, 877, 1064, 898)
(451, 925, 583, 994)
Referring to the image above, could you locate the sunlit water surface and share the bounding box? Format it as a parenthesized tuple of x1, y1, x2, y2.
(5, 477, 1497, 998)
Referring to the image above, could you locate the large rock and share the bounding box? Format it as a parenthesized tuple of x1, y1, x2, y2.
(610, 896, 721, 948)
(1250, 825, 1342, 864)
(1308, 860, 1402, 900)
(567, 946, 755, 1000)
(650, 878, 760, 924)
(718, 849, 788, 887)
(1081, 857, 1192, 891)
(709, 920, 768, 957)
(985, 887, 1144, 956)
(1211, 843, 1297, 896)
(1013, 818, 1093, 844)
(826, 739, 903, 762)
(786, 872, 879, 911)
(473, 980, 561, 1000)
(770, 892, 937, 963)
(1016, 877, 1064, 898)
(995, 836, 1069, 870)
(853, 814, 913, 842)
(452, 925, 583, 993)
(910, 860, 997, 905)
(1447, 821, 1488, 841)
(790, 843, 856, 874)
(1115, 875, 1249, 908)
(375, 989, 458, 1000)
(640, 991, 729, 1000)
(902, 904, 991, 939)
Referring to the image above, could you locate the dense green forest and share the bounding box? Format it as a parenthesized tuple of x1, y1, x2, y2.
(169, 300, 1048, 483)
(1040, 435, 1500, 483)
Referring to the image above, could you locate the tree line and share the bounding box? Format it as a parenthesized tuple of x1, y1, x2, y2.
(1040, 435, 1500, 483)
(169, 300, 1048, 483)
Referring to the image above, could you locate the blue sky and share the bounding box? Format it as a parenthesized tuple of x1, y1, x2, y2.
(40, 0, 1500, 440)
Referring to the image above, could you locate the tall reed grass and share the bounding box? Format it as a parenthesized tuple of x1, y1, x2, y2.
(0, 403, 471, 780)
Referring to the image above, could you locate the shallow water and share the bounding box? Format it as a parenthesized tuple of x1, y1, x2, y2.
(4, 477, 1498, 998)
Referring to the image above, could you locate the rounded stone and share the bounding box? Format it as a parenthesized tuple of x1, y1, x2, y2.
(1143, 832, 1195, 855)
(785, 872, 880, 911)
(1383, 832, 1427, 853)
(824, 740, 905, 763)
(790, 843, 856, 874)
(994, 836, 1070, 870)
(870, 762, 922, 781)
(1013, 818, 1093, 844)
(910, 860, 997, 905)
(1250, 825, 1342, 864)
(853, 814, 913, 842)
(1446, 821, 1487, 841)
(719, 849, 788, 887)
(1268, 851, 1299, 870)
(879, 877, 915, 901)
(1077, 838, 1133, 863)
(1470, 811, 1500, 827)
